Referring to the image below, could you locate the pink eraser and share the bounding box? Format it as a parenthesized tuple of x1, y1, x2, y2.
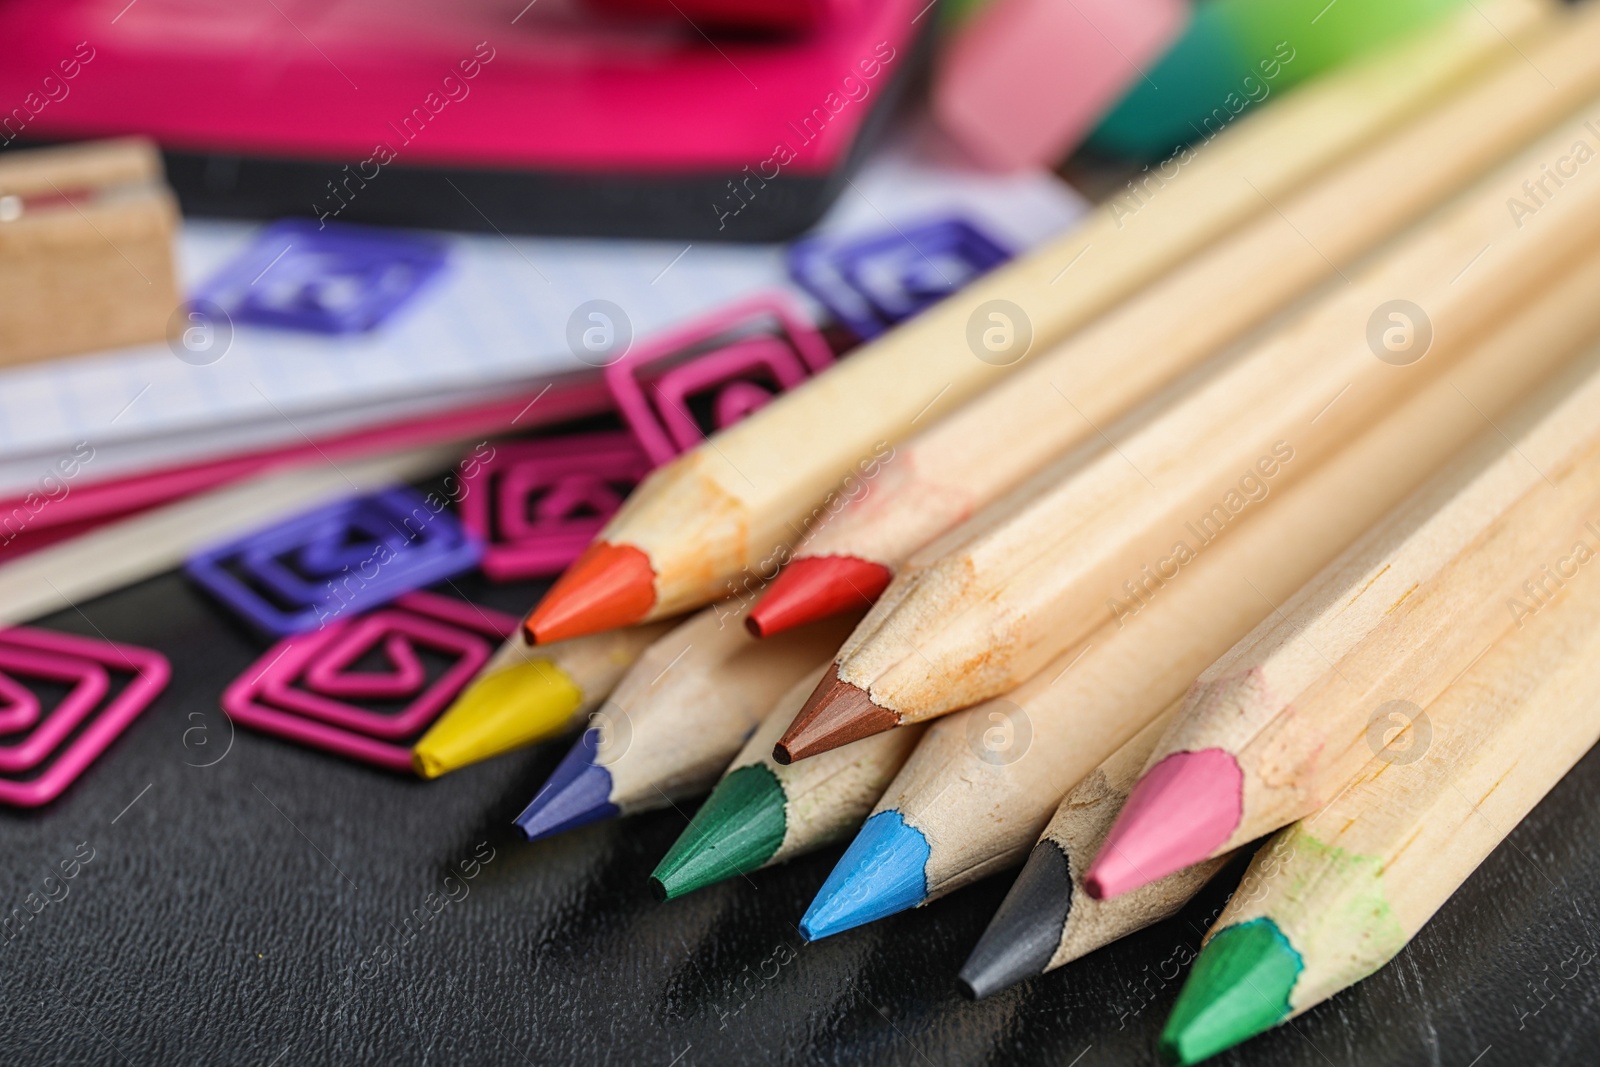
(934, 0, 1189, 170)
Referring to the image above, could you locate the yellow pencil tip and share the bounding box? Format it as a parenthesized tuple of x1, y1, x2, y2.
(412, 747, 447, 780)
(412, 659, 585, 777)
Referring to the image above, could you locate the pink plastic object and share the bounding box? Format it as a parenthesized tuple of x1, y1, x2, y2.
(934, 0, 1189, 170)
(586, 0, 855, 32)
(605, 293, 835, 465)
(0, 628, 172, 808)
(0, 0, 917, 176)
(457, 432, 652, 582)
(221, 591, 517, 773)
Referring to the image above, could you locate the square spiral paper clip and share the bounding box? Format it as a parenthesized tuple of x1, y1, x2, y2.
(604, 293, 835, 466)
(195, 219, 449, 334)
(221, 591, 516, 773)
(0, 628, 170, 807)
(185, 487, 484, 637)
(787, 215, 1011, 340)
(457, 432, 652, 581)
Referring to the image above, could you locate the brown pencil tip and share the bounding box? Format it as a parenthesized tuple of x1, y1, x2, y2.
(746, 555, 892, 638)
(525, 541, 657, 644)
(772, 667, 898, 764)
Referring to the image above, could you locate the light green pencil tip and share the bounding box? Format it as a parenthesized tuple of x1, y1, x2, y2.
(650, 765, 787, 901)
(1160, 918, 1303, 1065)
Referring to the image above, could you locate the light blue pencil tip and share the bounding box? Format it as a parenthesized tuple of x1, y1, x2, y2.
(799, 810, 930, 941)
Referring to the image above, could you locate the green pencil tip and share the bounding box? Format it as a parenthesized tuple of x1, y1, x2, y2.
(650, 765, 787, 900)
(1160, 918, 1303, 1065)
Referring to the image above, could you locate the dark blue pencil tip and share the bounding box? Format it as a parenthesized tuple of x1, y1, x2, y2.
(799, 810, 930, 942)
(514, 728, 618, 842)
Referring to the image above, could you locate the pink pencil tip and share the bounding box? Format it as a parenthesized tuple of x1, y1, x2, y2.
(1084, 748, 1242, 900)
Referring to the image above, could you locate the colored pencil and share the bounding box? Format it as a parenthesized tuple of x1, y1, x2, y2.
(959, 703, 1233, 998)
(777, 96, 1600, 765)
(411, 621, 674, 778)
(520, 0, 1545, 644)
(748, 0, 1600, 639)
(649, 665, 924, 900)
(513, 607, 857, 841)
(1160, 534, 1600, 1065)
(791, 261, 1600, 941)
(1088, 326, 1600, 901)
(0, 444, 461, 627)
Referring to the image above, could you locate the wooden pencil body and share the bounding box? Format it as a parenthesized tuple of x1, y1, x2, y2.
(796, 2, 1600, 573)
(835, 97, 1600, 722)
(602, 607, 856, 811)
(1153, 320, 1600, 852)
(861, 256, 1600, 902)
(0, 138, 181, 367)
(1212, 529, 1600, 1018)
(591, 0, 1548, 619)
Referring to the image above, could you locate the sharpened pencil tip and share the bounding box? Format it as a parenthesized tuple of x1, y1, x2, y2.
(799, 810, 930, 941)
(525, 541, 656, 644)
(650, 765, 787, 899)
(774, 668, 899, 764)
(959, 838, 1073, 998)
(1084, 749, 1242, 900)
(412, 659, 585, 778)
(1160, 918, 1302, 1064)
(747, 555, 892, 638)
(514, 728, 618, 841)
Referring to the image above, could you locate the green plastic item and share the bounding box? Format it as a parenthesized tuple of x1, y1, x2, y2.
(1088, 0, 1467, 162)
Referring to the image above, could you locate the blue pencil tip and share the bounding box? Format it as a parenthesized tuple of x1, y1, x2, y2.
(799, 810, 931, 941)
(514, 728, 618, 842)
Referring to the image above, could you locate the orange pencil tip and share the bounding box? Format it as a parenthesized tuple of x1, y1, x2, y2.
(746, 555, 892, 638)
(772, 667, 898, 764)
(525, 541, 657, 644)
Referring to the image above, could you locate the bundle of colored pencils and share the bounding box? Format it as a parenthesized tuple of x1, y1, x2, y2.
(414, 0, 1600, 1060)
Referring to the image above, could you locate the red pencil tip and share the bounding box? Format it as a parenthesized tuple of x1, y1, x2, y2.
(1083, 749, 1242, 901)
(772, 667, 898, 764)
(525, 541, 656, 644)
(746, 555, 892, 638)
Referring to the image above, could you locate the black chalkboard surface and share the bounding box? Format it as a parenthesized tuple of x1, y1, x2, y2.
(4, 558, 1599, 1067)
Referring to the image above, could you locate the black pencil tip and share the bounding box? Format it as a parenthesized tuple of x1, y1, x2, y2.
(958, 839, 1073, 999)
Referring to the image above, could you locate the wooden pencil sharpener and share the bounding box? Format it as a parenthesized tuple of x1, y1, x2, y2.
(0, 137, 181, 369)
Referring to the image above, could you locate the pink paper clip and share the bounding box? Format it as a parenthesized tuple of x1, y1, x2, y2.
(221, 591, 517, 773)
(0, 668, 41, 734)
(0, 628, 171, 808)
(457, 432, 651, 582)
(605, 292, 834, 465)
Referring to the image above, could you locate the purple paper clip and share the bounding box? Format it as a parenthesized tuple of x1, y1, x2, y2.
(787, 216, 1011, 340)
(0, 628, 171, 808)
(457, 431, 651, 582)
(195, 219, 449, 334)
(221, 591, 515, 773)
(605, 293, 834, 465)
(185, 487, 483, 637)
